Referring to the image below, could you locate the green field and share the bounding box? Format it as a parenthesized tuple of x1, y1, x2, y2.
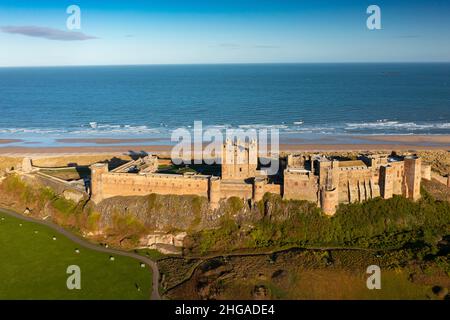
(220, 269, 434, 300)
(0, 212, 152, 300)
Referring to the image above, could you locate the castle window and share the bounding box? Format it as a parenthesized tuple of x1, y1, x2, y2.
(295, 182, 298, 186)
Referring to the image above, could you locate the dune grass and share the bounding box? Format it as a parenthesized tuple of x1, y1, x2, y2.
(0, 212, 152, 300)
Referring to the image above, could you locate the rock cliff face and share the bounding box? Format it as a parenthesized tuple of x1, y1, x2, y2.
(94, 193, 259, 233)
(95, 194, 208, 232)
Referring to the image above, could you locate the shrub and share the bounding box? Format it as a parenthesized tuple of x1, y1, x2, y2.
(192, 191, 450, 254)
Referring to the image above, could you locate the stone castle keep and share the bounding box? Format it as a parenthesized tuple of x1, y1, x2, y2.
(90, 140, 430, 215)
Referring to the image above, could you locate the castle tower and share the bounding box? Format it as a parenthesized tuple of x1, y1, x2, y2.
(221, 138, 257, 180)
(320, 164, 339, 215)
(248, 139, 258, 175)
(21, 157, 33, 173)
(287, 154, 294, 167)
(253, 177, 266, 202)
(321, 187, 339, 216)
(208, 176, 221, 209)
(309, 156, 315, 174)
(318, 159, 332, 186)
(404, 156, 421, 201)
(380, 165, 394, 199)
(90, 163, 109, 204)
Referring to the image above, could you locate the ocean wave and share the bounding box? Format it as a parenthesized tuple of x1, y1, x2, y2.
(238, 124, 289, 130)
(1, 120, 450, 138)
(0, 128, 68, 134)
(344, 120, 450, 131)
(0, 124, 164, 136)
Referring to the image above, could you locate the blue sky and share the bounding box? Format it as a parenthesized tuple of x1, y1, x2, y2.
(0, 0, 449, 66)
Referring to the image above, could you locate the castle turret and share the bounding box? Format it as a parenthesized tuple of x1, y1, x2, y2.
(90, 163, 109, 204)
(404, 156, 421, 201)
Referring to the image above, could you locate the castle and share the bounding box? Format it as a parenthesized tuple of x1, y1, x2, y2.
(90, 139, 430, 215)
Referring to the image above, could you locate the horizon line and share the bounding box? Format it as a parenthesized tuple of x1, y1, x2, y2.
(1, 61, 450, 68)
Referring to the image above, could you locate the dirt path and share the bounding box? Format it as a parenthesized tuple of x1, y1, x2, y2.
(0, 208, 161, 300)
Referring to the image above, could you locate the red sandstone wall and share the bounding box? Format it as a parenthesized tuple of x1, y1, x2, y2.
(101, 173, 209, 199)
(264, 183, 281, 196)
(283, 174, 318, 202)
(219, 182, 253, 199)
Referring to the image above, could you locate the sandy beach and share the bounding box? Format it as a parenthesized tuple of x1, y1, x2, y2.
(0, 141, 448, 157)
(55, 138, 170, 145)
(353, 135, 450, 144)
(1, 134, 450, 155)
(0, 139, 23, 145)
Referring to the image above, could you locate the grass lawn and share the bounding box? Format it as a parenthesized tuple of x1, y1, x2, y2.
(0, 212, 152, 300)
(40, 167, 90, 181)
(135, 248, 168, 261)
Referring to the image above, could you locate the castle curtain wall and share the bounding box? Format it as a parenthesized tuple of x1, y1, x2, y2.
(100, 173, 210, 200)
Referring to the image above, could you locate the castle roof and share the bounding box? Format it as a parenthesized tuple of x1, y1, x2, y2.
(338, 160, 366, 168)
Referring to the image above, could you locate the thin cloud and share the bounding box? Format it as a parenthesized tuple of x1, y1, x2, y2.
(253, 44, 280, 49)
(1, 25, 98, 41)
(395, 35, 420, 39)
(217, 43, 241, 48)
(214, 43, 280, 49)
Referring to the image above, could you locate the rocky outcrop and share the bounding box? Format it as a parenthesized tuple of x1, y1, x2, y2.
(62, 189, 84, 203)
(140, 232, 187, 247)
(138, 232, 186, 254)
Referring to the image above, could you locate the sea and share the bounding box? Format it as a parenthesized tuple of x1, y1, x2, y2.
(0, 63, 449, 147)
